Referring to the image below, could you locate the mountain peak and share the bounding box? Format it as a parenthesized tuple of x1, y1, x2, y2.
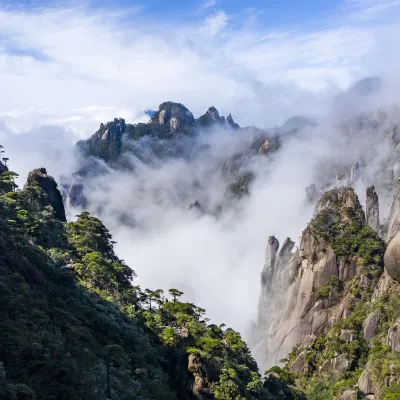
(149, 102, 195, 134)
(206, 106, 220, 120)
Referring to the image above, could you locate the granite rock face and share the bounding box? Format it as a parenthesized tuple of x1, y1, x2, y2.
(366, 186, 380, 232)
(254, 188, 373, 370)
(25, 168, 66, 222)
(384, 233, 400, 282)
(386, 186, 400, 241)
(339, 389, 357, 400)
(77, 118, 127, 162)
(363, 310, 381, 346)
(187, 354, 216, 399)
(358, 362, 375, 395)
(150, 102, 195, 135)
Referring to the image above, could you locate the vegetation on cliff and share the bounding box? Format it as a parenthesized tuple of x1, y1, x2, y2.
(267, 188, 400, 400)
(0, 155, 281, 399)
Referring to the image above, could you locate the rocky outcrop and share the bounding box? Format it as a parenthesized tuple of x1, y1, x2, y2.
(226, 113, 240, 129)
(366, 186, 380, 232)
(384, 233, 400, 282)
(372, 270, 396, 301)
(358, 362, 375, 395)
(24, 168, 66, 222)
(76, 103, 241, 164)
(289, 351, 311, 375)
(340, 330, 355, 342)
(339, 389, 357, 400)
(260, 236, 280, 289)
(254, 187, 381, 370)
(363, 310, 381, 346)
(386, 319, 400, 352)
(319, 353, 351, 376)
(187, 354, 215, 399)
(196, 106, 240, 130)
(150, 102, 195, 135)
(77, 118, 128, 161)
(205, 106, 219, 121)
(387, 186, 400, 241)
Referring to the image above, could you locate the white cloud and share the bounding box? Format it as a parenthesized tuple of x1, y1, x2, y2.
(0, 0, 399, 135)
(203, 0, 216, 9)
(200, 10, 229, 36)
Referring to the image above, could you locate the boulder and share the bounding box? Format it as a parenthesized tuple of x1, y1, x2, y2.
(363, 310, 381, 346)
(331, 353, 351, 374)
(384, 233, 400, 282)
(358, 362, 374, 395)
(339, 389, 357, 400)
(340, 330, 355, 343)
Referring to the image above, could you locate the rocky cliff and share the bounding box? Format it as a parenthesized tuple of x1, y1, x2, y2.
(254, 187, 385, 372)
(64, 102, 285, 213)
(24, 167, 66, 222)
(254, 180, 400, 398)
(76, 103, 243, 163)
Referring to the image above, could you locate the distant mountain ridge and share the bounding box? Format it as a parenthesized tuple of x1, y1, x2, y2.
(76, 102, 243, 162)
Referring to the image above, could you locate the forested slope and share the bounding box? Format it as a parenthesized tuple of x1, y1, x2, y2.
(0, 161, 281, 400)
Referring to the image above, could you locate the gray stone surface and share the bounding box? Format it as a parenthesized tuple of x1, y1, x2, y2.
(384, 233, 400, 282)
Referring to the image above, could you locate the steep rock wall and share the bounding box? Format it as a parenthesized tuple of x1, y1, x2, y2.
(254, 187, 384, 371)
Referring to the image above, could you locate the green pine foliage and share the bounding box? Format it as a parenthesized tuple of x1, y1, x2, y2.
(0, 158, 285, 400)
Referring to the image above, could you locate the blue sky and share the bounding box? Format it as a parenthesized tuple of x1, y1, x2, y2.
(0, 0, 400, 136)
(91, 0, 342, 26)
(4, 0, 346, 29)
